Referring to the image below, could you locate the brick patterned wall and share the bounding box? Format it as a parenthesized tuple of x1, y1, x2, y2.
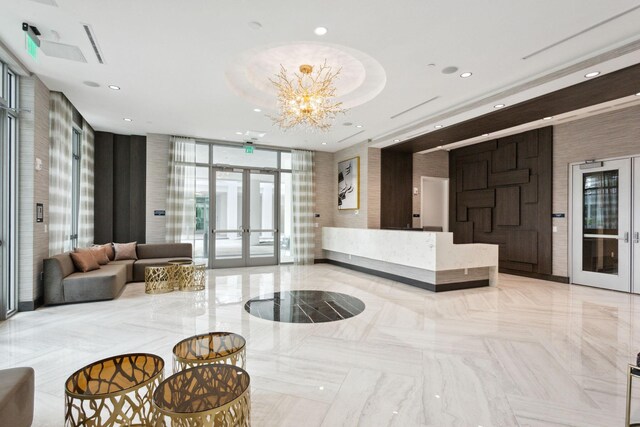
(553, 104, 640, 277)
(412, 151, 449, 228)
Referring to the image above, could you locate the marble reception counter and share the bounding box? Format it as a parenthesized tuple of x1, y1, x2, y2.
(321, 227, 498, 292)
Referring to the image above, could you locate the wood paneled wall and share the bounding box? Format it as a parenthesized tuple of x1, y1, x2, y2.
(380, 150, 413, 228)
(449, 127, 552, 275)
(95, 132, 147, 244)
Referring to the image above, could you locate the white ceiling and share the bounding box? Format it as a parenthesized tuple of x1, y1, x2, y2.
(1, 0, 640, 152)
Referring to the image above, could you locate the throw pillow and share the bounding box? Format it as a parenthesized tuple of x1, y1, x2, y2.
(75, 247, 109, 265)
(114, 242, 138, 261)
(93, 243, 115, 261)
(70, 251, 101, 273)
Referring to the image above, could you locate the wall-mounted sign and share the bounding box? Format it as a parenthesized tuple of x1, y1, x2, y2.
(36, 203, 44, 222)
(552, 213, 565, 218)
(154, 210, 166, 216)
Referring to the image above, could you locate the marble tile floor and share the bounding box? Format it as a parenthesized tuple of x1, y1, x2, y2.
(2, 264, 640, 426)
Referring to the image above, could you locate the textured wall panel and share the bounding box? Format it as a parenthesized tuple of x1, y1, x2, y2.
(450, 127, 552, 275)
(145, 134, 170, 243)
(314, 151, 335, 259)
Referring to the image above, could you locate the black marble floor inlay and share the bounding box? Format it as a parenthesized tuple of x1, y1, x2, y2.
(244, 290, 365, 323)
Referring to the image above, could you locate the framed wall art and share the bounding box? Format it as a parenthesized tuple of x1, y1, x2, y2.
(338, 156, 359, 210)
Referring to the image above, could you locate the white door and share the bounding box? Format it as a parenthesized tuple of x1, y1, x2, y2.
(633, 157, 640, 294)
(572, 159, 631, 292)
(420, 177, 449, 231)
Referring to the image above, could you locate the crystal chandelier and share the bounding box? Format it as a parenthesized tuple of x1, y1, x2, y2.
(269, 61, 346, 131)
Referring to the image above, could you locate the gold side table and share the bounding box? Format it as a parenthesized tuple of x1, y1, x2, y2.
(145, 266, 173, 294)
(626, 364, 640, 426)
(178, 263, 206, 291)
(172, 332, 246, 373)
(65, 353, 164, 426)
(168, 260, 194, 290)
(152, 364, 250, 427)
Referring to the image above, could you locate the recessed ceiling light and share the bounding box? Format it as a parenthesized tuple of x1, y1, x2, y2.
(253, 108, 261, 112)
(636, 92, 640, 96)
(314, 27, 328, 36)
(321, 142, 327, 145)
(248, 21, 262, 30)
(437, 145, 443, 149)
(356, 125, 363, 128)
(494, 104, 506, 109)
(394, 139, 400, 142)
(108, 85, 120, 90)
(434, 125, 443, 129)
(543, 116, 553, 120)
(123, 118, 132, 122)
(584, 71, 600, 78)
(482, 133, 490, 137)
(83, 81, 100, 88)
(460, 72, 472, 78)
(235, 131, 243, 135)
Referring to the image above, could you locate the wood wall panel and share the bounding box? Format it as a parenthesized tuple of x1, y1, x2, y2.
(449, 127, 552, 275)
(380, 150, 413, 228)
(94, 132, 114, 244)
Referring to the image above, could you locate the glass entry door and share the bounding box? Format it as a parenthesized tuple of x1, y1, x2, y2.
(571, 159, 631, 292)
(634, 157, 640, 294)
(211, 168, 278, 268)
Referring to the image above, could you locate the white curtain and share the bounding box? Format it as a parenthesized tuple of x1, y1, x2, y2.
(166, 136, 196, 247)
(77, 120, 95, 247)
(49, 92, 73, 255)
(291, 149, 315, 265)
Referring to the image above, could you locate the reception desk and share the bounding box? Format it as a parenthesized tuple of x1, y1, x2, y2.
(322, 227, 498, 292)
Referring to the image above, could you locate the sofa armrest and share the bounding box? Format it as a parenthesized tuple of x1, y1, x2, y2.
(43, 255, 75, 305)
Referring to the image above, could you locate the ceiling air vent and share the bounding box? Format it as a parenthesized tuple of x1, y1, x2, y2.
(40, 41, 86, 62)
(390, 96, 439, 119)
(337, 130, 365, 143)
(82, 24, 105, 64)
(28, 0, 58, 6)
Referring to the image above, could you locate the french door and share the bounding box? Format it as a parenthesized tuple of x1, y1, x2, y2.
(571, 157, 640, 292)
(210, 168, 279, 268)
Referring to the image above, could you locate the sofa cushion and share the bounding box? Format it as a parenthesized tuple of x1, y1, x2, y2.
(70, 251, 101, 273)
(93, 243, 115, 261)
(114, 242, 138, 261)
(0, 367, 34, 427)
(132, 257, 192, 282)
(63, 264, 127, 303)
(77, 247, 110, 265)
(109, 259, 135, 283)
(137, 243, 192, 260)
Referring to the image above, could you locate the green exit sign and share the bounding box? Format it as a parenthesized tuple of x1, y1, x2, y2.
(26, 34, 38, 60)
(245, 145, 254, 154)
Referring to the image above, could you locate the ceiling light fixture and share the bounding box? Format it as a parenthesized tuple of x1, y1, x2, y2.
(253, 108, 262, 112)
(394, 139, 400, 142)
(235, 131, 243, 135)
(321, 142, 327, 145)
(434, 125, 443, 129)
(493, 104, 506, 109)
(584, 71, 600, 78)
(123, 118, 132, 122)
(108, 85, 120, 90)
(636, 92, 640, 96)
(543, 116, 553, 120)
(460, 72, 472, 78)
(314, 27, 328, 36)
(482, 133, 490, 137)
(356, 125, 363, 128)
(270, 61, 346, 131)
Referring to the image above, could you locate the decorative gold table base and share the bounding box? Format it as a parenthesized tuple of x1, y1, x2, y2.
(178, 264, 206, 291)
(65, 353, 164, 427)
(152, 365, 250, 427)
(172, 332, 246, 373)
(145, 266, 173, 294)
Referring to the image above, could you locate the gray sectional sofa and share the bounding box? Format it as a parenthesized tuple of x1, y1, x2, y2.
(43, 243, 192, 305)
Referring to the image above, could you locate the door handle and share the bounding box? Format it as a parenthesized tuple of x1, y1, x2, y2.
(618, 232, 629, 243)
(634, 232, 640, 244)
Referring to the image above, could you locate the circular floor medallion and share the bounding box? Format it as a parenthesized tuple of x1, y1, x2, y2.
(244, 290, 365, 323)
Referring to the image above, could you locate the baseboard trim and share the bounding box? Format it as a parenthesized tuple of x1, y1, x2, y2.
(325, 259, 488, 292)
(18, 296, 44, 312)
(314, 258, 329, 264)
(499, 268, 570, 284)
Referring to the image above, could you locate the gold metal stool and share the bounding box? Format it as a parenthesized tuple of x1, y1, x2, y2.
(172, 332, 246, 373)
(178, 263, 206, 291)
(152, 364, 250, 427)
(64, 353, 164, 426)
(145, 266, 174, 294)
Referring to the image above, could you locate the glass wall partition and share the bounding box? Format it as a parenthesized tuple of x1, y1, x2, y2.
(1, 60, 18, 319)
